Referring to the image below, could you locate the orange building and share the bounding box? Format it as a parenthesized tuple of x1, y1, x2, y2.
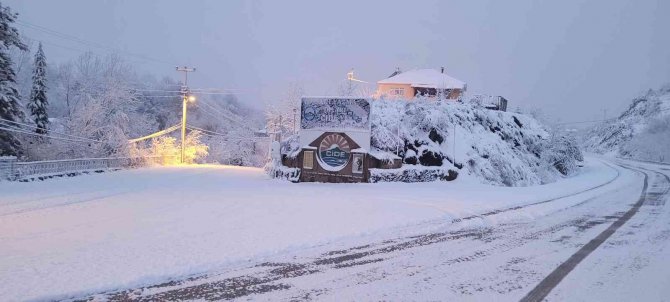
(376, 68, 466, 100)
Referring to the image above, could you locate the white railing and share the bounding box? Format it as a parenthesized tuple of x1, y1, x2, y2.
(1, 156, 177, 181)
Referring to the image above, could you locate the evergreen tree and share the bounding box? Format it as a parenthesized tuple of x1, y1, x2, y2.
(27, 42, 48, 134)
(0, 3, 28, 156)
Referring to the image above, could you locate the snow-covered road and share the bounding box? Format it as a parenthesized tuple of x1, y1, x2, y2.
(0, 157, 667, 301)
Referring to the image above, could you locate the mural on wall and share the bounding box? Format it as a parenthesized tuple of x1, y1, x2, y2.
(301, 98, 370, 130)
(317, 133, 351, 171)
(352, 154, 364, 174)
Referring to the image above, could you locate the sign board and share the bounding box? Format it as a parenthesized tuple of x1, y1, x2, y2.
(317, 133, 351, 171)
(301, 97, 370, 130)
(300, 97, 371, 152)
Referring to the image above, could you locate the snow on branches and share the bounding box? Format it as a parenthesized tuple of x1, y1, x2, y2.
(27, 42, 48, 134)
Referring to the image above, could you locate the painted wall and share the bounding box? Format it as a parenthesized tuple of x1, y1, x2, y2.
(376, 83, 464, 100)
(376, 83, 415, 99)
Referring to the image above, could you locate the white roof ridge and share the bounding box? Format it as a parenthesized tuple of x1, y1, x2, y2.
(377, 68, 466, 89)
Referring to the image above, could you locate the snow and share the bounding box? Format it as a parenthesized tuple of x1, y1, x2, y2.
(0, 157, 619, 301)
(584, 84, 670, 162)
(546, 159, 670, 302)
(370, 100, 582, 186)
(377, 69, 466, 89)
(368, 148, 400, 160)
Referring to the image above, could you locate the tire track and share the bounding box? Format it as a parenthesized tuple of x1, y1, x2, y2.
(520, 163, 654, 302)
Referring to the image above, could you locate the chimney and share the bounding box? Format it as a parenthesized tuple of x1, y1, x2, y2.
(441, 67, 445, 74)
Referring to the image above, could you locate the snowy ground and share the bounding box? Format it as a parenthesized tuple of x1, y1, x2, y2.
(0, 157, 667, 301)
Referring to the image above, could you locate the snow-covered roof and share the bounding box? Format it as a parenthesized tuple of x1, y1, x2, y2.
(377, 69, 466, 89)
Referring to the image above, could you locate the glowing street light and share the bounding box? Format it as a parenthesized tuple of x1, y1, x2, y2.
(188, 95, 197, 102)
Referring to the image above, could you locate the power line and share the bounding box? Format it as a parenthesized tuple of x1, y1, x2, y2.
(185, 126, 264, 142)
(133, 89, 183, 93)
(192, 91, 245, 95)
(555, 119, 616, 125)
(0, 117, 103, 142)
(195, 101, 254, 131)
(190, 88, 243, 91)
(128, 123, 182, 143)
(556, 108, 670, 126)
(0, 126, 103, 144)
(186, 125, 228, 136)
(16, 20, 175, 66)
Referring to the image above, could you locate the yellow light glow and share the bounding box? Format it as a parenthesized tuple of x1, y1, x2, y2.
(188, 95, 197, 102)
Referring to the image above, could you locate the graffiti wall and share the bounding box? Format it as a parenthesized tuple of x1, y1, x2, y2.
(300, 97, 371, 130)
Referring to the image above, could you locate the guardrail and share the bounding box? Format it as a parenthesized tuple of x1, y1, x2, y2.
(0, 156, 177, 181)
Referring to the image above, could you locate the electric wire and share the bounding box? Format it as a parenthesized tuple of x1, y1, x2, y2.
(0, 117, 103, 142)
(0, 126, 103, 144)
(16, 20, 174, 66)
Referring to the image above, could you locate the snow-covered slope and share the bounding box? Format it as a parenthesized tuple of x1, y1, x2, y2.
(583, 84, 670, 162)
(370, 100, 581, 186)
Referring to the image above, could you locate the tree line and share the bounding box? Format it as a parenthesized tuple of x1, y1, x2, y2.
(0, 2, 268, 165)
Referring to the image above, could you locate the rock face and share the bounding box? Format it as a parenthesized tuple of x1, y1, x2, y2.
(370, 100, 582, 186)
(583, 84, 670, 162)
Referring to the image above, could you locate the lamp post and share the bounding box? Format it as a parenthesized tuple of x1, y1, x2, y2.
(176, 66, 196, 164)
(181, 93, 196, 163)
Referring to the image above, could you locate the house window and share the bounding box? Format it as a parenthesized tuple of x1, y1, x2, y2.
(303, 151, 314, 169)
(389, 88, 405, 96)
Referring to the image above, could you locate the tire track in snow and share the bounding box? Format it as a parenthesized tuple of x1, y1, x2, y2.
(520, 163, 655, 302)
(452, 161, 620, 224)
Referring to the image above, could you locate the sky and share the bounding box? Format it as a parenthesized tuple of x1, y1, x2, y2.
(5, 0, 670, 125)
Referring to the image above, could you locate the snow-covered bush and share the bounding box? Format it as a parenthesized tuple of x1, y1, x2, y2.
(370, 166, 457, 183)
(620, 115, 670, 162)
(542, 134, 583, 176)
(264, 140, 300, 182)
(139, 130, 208, 164)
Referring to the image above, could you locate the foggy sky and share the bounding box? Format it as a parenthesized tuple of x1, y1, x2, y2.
(6, 0, 670, 125)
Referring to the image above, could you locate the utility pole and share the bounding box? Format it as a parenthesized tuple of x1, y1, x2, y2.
(453, 123, 457, 165)
(176, 66, 196, 164)
(293, 107, 297, 134)
(278, 115, 283, 142)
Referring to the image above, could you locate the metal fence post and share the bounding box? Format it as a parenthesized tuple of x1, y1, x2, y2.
(0, 156, 17, 181)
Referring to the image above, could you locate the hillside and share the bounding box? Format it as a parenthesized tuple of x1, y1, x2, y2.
(370, 100, 582, 186)
(583, 84, 670, 162)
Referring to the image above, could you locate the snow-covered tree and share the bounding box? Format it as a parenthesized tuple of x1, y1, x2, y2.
(265, 82, 303, 140)
(0, 3, 28, 156)
(143, 130, 209, 164)
(27, 42, 48, 134)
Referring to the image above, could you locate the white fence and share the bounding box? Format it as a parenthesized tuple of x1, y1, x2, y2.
(0, 156, 176, 181)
